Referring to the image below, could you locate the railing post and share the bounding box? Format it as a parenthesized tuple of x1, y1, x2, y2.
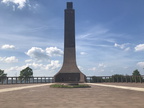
(90, 77, 92, 83)
(16, 77, 17, 84)
(0, 77, 1, 85)
(1, 77, 4, 84)
(126, 76, 128, 83)
(139, 76, 142, 83)
(105, 77, 107, 83)
(47, 77, 49, 83)
(41, 77, 42, 83)
(130, 76, 132, 83)
(117, 77, 118, 83)
(37, 77, 38, 83)
(135, 76, 137, 83)
(121, 76, 123, 83)
(11, 77, 13, 84)
(33, 77, 34, 83)
(112, 77, 114, 82)
(24, 78, 26, 84)
(20, 78, 22, 84)
(109, 77, 110, 82)
(100, 77, 103, 83)
(6, 77, 8, 84)
(29, 77, 31, 83)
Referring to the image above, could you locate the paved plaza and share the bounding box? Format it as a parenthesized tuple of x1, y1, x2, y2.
(0, 83, 144, 108)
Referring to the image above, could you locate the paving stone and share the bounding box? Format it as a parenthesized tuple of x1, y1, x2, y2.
(0, 83, 144, 108)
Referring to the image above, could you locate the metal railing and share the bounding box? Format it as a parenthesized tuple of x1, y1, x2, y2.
(87, 75, 144, 83)
(0, 75, 144, 84)
(0, 77, 54, 85)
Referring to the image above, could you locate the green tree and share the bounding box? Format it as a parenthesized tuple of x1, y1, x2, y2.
(132, 69, 142, 82)
(19, 67, 33, 82)
(91, 76, 103, 83)
(0, 69, 7, 82)
(132, 69, 141, 76)
(111, 74, 125, 82)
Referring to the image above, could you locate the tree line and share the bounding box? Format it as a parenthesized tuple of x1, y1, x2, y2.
(90, 69, 143, 83)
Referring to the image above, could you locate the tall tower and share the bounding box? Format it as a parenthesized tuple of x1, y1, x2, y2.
(54, 2, 86, 83)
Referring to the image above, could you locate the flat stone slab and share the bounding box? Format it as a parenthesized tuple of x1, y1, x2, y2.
(0, 83, 144, 108)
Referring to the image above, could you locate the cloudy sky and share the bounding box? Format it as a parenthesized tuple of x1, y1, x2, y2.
(0, 0, 144, 76)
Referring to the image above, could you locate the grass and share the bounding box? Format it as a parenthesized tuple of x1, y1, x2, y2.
(50, 83, 91, 88)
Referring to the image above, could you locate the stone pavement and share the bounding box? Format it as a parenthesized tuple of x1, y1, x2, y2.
(88, 83, 144, 92)
(0, 83, 144, 108)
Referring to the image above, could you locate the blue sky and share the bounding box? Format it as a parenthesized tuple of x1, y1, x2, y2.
(0, 0, 144, 76)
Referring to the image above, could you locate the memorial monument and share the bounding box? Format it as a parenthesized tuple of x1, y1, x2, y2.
(54, 2, 86, 83)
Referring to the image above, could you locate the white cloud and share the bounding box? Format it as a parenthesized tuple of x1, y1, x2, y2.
(79, 33, 91, 39)
(0, 56, 18, 63)
(44, 60, 61, 70)
(89, 67, 105, 72)
(78, 25, 109, 40)
(78, 66, 84, 71)
(26, 47, 63, 62)
(6, 65, 26, 71)
(28, 3, 39, 10)
(114, 43, 125, 49)
(25, 59, 33, 63)
(1, 44, 15, 49)
(98, 63, 107, 68)
(46, 47, 63, 57)
(1, 0, 39, 11)
(135, 44, 144, 52)
(89, 67, 97, 71)
(137, 62, 144, 68)
(80, 52, 87, 55)
(1, 0, 27, 9)
(88, 63, 106, 72)
(114, 43, 130, 51)
(7, 60, 61, 72)
(124, 47, 130, 51)
(26, 47, 49, 62)
(26, 62, 45, 70)
(12, 5, 15, 11)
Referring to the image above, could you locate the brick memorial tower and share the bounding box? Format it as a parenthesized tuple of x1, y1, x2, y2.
(54, 2, 86, 83)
